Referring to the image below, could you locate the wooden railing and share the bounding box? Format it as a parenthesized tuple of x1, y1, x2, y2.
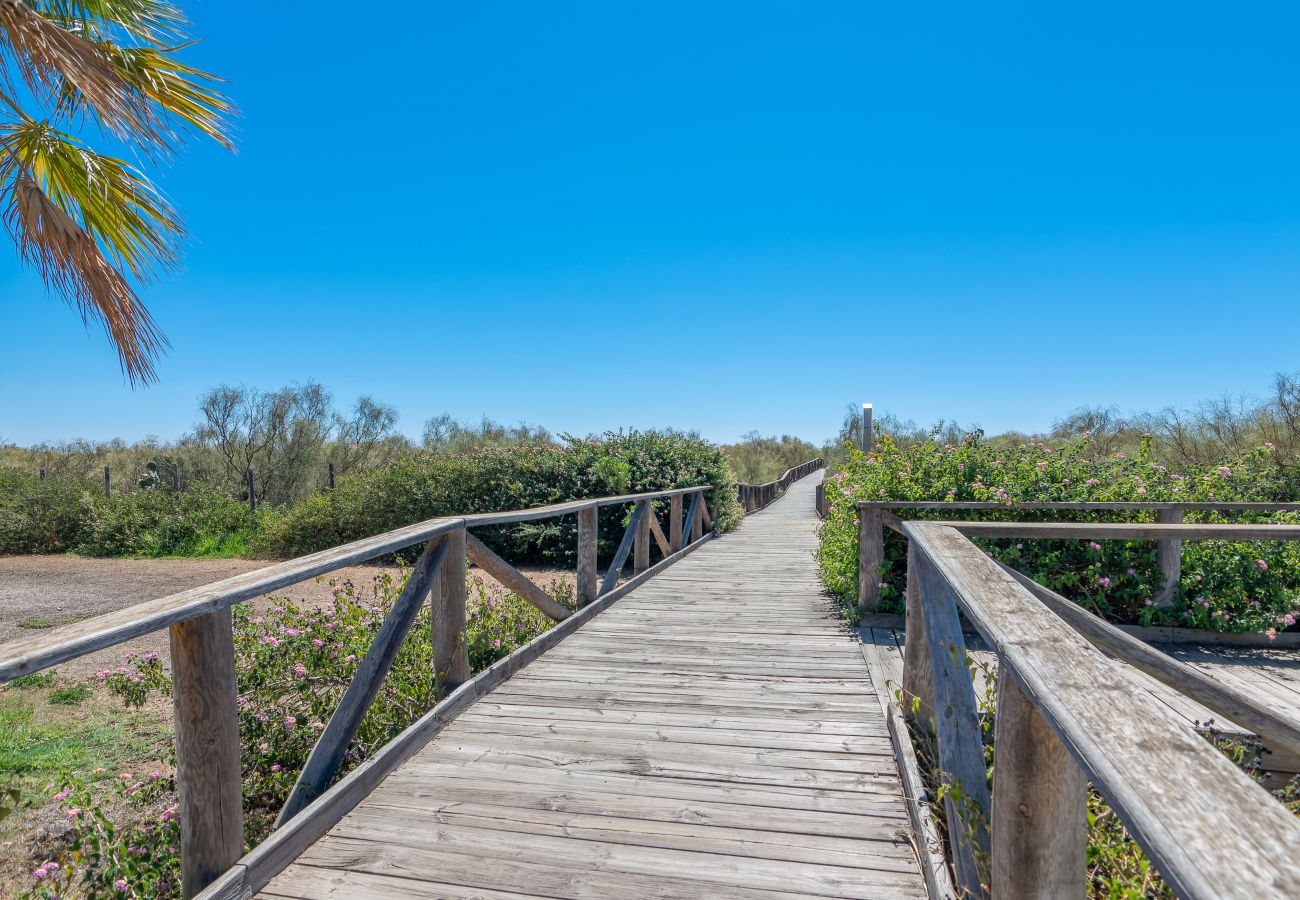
(735, 458, 824, 512)
(855, 500, 1300, 612)
(0, 484, 716, 897)
(898, 520, 1300, 898)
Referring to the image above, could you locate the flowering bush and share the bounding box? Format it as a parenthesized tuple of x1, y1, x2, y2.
(31, 567, 565, 897)
(818, 432, 1300, 635)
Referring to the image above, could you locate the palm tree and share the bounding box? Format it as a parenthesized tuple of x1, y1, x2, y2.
(0, 0, 233, 384)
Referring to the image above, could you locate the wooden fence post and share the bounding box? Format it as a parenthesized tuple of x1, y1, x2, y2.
(104, 465, 110, 498)
(669, 494, 684, 552)
(901, 542, 935, 726)
(1155, 507, 1182, 609)
(327, 462, 336, 492)
(39, 467, 45, 480)
(173, 465, 181, 491)
(690, 492, 703, 543)
(992, 665, 1087, 899)
(858, 507, 885, 613)
(432, 528, 469, 695)
(577, 504, 599, 604)
(246, 468, 256, 513)
(861, 403, 873, 453)
(816, 481, 826, 517)
(169, 609, 242, 898)
(634, 499, 650, 573)
(914, 552, 992, 899)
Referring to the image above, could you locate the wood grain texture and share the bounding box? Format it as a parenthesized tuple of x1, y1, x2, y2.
(634, 499, 650, 573)
(432, 529, 470, 695)
(991, 666, 1086, 899)
(913, 552, 991, 898)
(859, 500, 1300, 511)
(170, 609, 242, 898)
(1155, 506, 1183, 609)
(251, 474, 926, 900)
(465, 532, 570, 622)
(858, 508, 885, 613)
(669, 493, 684, 552)
(600, 500, 647, 596)
(906, 521, 1300, 900)
(934, 521, 1300, 541)
(1000, 563, 1300, 766)
(576, 504, 598, 605)
(648, 510, 671, 557)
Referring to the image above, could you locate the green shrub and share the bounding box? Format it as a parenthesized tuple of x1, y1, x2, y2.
(818, 432, 1300, 634)
(255, 431, 742, 563)
(0, 469, 98, 554)
(47, 686, 91, 707)
(74, 488, 260, 558)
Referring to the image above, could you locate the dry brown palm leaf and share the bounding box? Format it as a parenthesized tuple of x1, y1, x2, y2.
(0, 0, 156, 143)
(6, 174, 168, 383)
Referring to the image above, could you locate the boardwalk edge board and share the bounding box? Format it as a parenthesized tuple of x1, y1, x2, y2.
(198, 533, 717, 899)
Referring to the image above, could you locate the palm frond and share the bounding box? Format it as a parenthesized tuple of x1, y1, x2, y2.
(31, 0, 188, 43)
(0, 117, 183, 277)
(0, 0, 158, 143)
(5, 172, 167, 384)
(93, 40, 234, 149)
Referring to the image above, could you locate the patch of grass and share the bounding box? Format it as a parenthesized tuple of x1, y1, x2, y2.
(0, 690, 171, 806)
(48, 685, 92, 706)
(8, 671, 56, 689)
(17, 614, 93, 630)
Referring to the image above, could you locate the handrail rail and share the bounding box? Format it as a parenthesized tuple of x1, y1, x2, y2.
(0, 482, 714, 896)
(901, 521, 1300, 898)
(853, 497, 1300, 612)
(735, 457, 824, 512)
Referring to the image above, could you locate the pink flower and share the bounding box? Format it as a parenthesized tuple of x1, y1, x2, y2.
(283, 715, 297, 731)
(271, 764, 282, 772)
(1099, 577, 1111, 588)
(492, 639, 501, 649)
(1136, 486, 1147, 494)
(114, 878, 128, 890)
(1089, 542, 1101, 551)
(311, 638, 324, 648)
(1257, 559, 1269, 571)
(1266, 627, 1278, 640)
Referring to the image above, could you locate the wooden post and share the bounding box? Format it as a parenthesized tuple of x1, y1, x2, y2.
(104, 465, 110, 498)
(861, 403, 873, 454)
(901, 543, 935, 726)
(173, 465, 181, 492)
(577, 504, 599, 605)
(633, 499, 650, 573)
(169, 609, 242, 898)
(816, 481, 826, 517)
(858, 507, 885, 613)
(914, 554, 992, 899)
(1155, 507, 1182, 609)
(327, 462, 336, 492)
(690, 492, 703, 543)
(38, 467, 45, 480)
(992, 665, 1087, 899)
(431, 528, 469, 695)
(246, 468, 256, 513)
(669, 494, 684, 552)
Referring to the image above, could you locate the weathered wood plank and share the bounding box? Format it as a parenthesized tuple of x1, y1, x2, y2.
(908, 521, 1300, 900)
(600, 500, 647, 596)
(432, 528, 470, 695)
(576, 503, 598, 605)
(170, 608, 242, 898)
(465, 532, 571, 622)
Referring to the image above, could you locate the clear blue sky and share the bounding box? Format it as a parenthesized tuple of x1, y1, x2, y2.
(3, 2, 1299, 447)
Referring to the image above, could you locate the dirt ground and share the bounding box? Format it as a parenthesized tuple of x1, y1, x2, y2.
(0, 555, 575, 681)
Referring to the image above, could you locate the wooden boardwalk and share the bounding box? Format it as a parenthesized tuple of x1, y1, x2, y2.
(260, 475, 927, 899)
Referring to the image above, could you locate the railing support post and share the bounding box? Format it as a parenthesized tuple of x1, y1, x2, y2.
(634, 499, 650, 573)
(690, 492, 704, 543)
(432, 528, 469, 695)
(669, 494, 684, 552)
(914, 551, 992, 899)
(1155, 507, 1182, 609)
(858, 507, 884, 613)
(901, 542, 935, 725)
(577, 504, 599, 604)
(992, 665, 1087, 899)
(169, 609, 242, 899)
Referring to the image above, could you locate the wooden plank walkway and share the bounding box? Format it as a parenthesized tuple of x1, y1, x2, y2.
(260, 475, 928, 899)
